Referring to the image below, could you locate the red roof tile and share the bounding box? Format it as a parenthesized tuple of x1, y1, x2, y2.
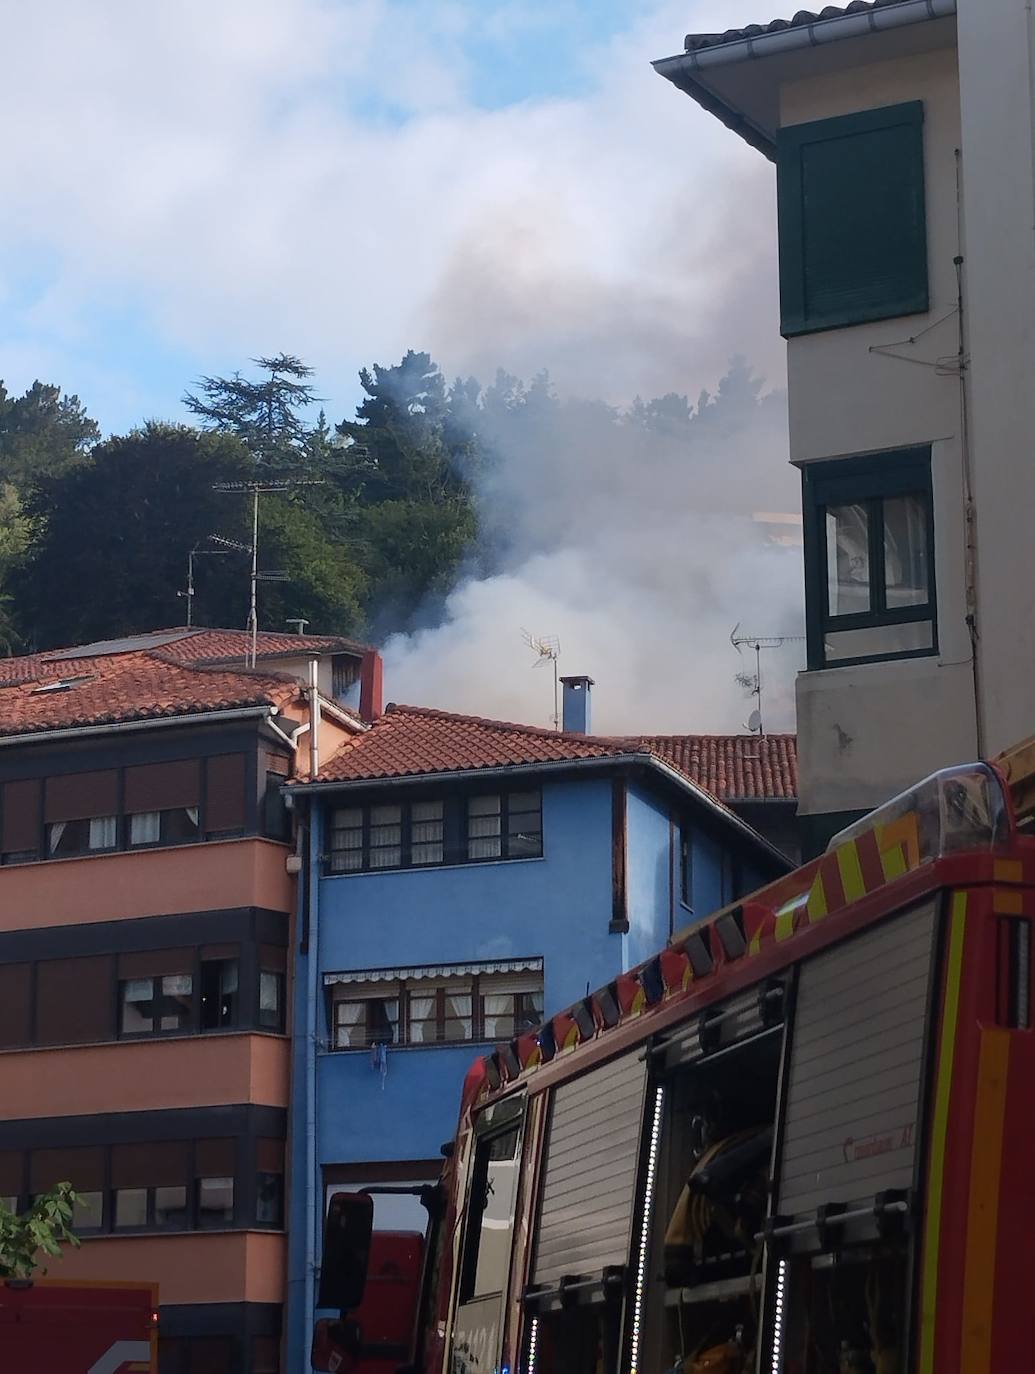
(314, 704, 797, 803)
(0, 651, 298, 738)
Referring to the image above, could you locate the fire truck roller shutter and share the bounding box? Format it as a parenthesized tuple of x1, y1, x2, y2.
(532, 1050, 648, 1289)
(777, 898, 937, 1221)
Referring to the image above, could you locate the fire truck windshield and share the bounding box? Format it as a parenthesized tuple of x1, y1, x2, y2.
(828, 762, 1012, 864)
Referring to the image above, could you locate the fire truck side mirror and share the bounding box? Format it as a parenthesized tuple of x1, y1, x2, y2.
(311, 1316, 363, 1371)
(318, 1191, 374, 1312)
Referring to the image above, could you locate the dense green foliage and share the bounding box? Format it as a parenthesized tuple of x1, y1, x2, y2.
(0, 1183, 80, 1279)
(0, 351, 777, 652)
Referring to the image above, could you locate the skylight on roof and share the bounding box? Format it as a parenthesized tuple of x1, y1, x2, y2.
(31, 675, 95, 694)
(41, 629, 196, 661)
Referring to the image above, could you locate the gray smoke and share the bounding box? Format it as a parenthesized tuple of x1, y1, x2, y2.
(383, 364, 804, 734)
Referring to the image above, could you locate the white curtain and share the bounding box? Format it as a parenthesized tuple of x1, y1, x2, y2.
(370, 804, 402, 868)
(89, 815, 116, 850)
(443, 991, 472, 1041)
(47, 821, 66, 855)
(334, 999, 365, 1048)
(408, 994, 436, 1043)
(187, 807, 200, 827)
(411, 801, 444, 864)
(468, 796, 502, 859)
(482, 993, 513, 1041)
(130, 811, 161, 845)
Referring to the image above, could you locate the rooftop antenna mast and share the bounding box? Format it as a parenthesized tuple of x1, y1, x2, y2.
(177, 541, 237, 627)
(730, 623, 806, 736)
(212, 477, 324, 667)
(522, 630, 561, 730)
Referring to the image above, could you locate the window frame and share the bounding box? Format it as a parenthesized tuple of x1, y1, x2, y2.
(329, 969, 545, 1051)
(325, 789, 543, 875)
(118, 971, 196, 1039)
(777, 100, 928, 337)
(803, 447, 937, 670)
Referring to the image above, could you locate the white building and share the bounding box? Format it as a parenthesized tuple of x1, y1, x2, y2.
(656, 0, 1035, 854)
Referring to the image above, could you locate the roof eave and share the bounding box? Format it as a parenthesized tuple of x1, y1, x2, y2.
(652, 0, 958, 158)
(0, 703, 278, 748)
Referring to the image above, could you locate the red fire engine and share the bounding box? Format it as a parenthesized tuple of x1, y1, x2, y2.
(0, 1278, 158, 1372)
(316, 741, 1035, 1373)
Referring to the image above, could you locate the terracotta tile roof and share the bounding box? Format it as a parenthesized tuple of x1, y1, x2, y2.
(633, 734, 797, 801)
(157, 627, 370, 665)
(684, 0, 920, 53)
(0, 650, 297, 739)
(313, 704, 797, 803)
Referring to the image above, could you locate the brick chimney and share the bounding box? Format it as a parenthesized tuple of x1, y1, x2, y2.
(560, 675, 594, 734)
(358, 649, 384, 723)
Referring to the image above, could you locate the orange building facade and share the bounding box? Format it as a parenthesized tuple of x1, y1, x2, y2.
(0, 627, 380, 1374)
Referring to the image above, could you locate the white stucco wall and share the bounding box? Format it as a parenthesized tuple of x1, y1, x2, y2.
(779, 44, 980, 817)
(956, 0, 1035, 757)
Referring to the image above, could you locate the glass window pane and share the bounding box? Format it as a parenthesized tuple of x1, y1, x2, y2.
(197, 1176, 234, 1229)
(154, 1185, 188, 1229)
(256, 1171, 283, 1226)
(470, 1126, 521, 1298)
(507, 793, 542, 858)
(411, 800, 444, 866)
(73, 1191, 104, 1230)
(825, 620, 934, 663)
(129, 811, 161, 846)
(407, 991, 437, 1044)
(369, 805, 402, 869)
(159, 974, 193, 1032)
(333, 999, 366, 1048)
(468, 796, 502, 860)
(259, 971, 283, 1031)
(121, 978, 154, 1034)
(200, 960, 237, 1030)
(442, 991, 473, 1042)
(114, 1187, 148, 1228)
(162, 807, 201, 844)
(89, 815, 117, 850)
(883, 493, 929, 607)
(0, 1196, 17, 1214)
(826, 503, 871, 616)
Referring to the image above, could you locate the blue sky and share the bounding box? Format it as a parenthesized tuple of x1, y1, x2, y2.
(0, 0, 785, 438)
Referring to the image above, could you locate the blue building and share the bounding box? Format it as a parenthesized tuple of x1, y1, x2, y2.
(284, 678, 795, 1360)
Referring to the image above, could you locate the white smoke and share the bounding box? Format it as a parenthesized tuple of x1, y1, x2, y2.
(384, 370, 804, 734)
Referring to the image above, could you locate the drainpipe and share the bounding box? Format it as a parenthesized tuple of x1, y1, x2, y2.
(303, 801, 322, 1348)
(308, 656, 321, 780)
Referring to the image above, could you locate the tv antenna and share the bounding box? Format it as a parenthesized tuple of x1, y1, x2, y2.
(212, 477, 324, 667)
(522, 631, 561, 730)
(730, 623, 806, 736)
(177, 540, 236, 627)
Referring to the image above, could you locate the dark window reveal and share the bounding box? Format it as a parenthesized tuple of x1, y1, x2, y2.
(803, 448, 936, 668)
(200, 954, 240, 1030)
(777, 102, 928, 336)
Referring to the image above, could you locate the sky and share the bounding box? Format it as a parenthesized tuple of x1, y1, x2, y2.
(1, 0, 804, 734)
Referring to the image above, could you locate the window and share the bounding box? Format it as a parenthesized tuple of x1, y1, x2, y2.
(333, 984, 400, 1049)
(31, 1147, 106, 1231)
(36, 956, 114, 1045)
(259, 971, 285, 1032)
(0, 964, 31, 1047)
(467, 793, 543, 862)
(1, 778, 41, 864)
(326, 792, 541, 874)
(197, 1177, 235, 1229)
(114, 1187, 148, 1228)
(200, 955, 239, 1030)
(128, 807, 200, 847)
(120, 974, 194, 1036)
(459, 1117, 523, 1303)
(804, 449, 936, 669)
(777, 101, 927, 336)
(154, 1185, 189, 1229)
(46, 814, 117, 857)
(329, 965, 544, 1049)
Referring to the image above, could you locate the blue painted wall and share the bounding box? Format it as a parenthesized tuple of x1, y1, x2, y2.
(285, 767, 782, 1362)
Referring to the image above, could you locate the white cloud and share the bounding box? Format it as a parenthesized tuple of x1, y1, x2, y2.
(0, 0, 804, 734)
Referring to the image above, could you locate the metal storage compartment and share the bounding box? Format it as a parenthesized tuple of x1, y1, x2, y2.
(532, 1051, 647, 1289)
(777, 898, 938, 1221)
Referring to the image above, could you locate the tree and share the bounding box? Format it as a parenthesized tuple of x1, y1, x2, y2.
(0, 485, 29, 654)
(0, 1184, 79, 1279)
(0, 380, 99, 491)
(183, 354, 322, 466)
(12, 422, 368, 649)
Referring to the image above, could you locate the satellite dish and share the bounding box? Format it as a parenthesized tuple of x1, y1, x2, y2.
(747, 709, 762, 734)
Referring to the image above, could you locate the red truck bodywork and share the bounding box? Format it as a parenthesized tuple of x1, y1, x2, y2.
(0, 1280, 157, 1373)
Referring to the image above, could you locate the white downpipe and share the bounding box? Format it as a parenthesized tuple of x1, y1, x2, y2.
(308, 657, 321, 780)
(303, 806, 322, 1346)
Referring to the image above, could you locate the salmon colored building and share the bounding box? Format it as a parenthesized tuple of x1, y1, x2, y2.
(0, 627, 382, 1374)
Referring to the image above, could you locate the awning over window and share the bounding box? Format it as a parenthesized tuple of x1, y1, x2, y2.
(324, 956, 542, 987)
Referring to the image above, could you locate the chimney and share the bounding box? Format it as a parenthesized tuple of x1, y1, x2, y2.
(358, 649, 384, 724)
(560, 675, 594, 734)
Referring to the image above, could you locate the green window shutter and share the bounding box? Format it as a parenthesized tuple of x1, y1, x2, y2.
(778, 102, 928, 336)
